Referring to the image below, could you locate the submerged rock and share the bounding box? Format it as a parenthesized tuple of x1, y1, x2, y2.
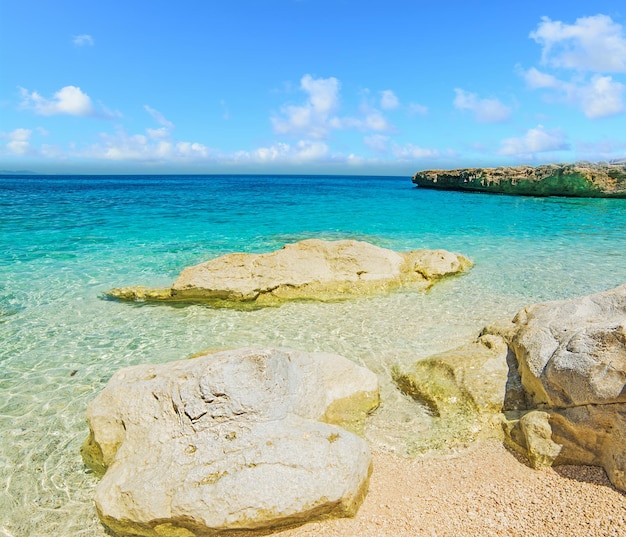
(82, 347, 379, 537)
(392, 334, 510, 449)
(412, 161, 626, 198)
(484, 284, 626, 490)
(105, 239, 472, 307)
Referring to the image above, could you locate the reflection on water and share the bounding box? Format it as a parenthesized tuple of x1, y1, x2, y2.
(1, 175, 625, 536)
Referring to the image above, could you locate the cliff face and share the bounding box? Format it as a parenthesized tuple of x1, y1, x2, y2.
(412, 162, 626, 198)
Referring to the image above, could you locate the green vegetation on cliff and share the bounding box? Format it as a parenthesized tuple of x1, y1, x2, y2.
(412, 162, 626, 198)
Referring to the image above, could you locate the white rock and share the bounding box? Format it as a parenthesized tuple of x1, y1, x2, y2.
(491, 284, 626, 408)
(486, 284, 626, 491)
(82, 347, 379, 536)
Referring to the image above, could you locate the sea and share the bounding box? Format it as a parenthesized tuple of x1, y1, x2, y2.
(1, 174, 625, 536)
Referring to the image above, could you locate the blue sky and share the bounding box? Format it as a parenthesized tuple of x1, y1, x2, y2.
(1, 1, 625, 175)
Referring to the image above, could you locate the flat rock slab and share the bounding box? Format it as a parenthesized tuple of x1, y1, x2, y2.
(82, 347, 379, 537)
(105, 239, 472, 307)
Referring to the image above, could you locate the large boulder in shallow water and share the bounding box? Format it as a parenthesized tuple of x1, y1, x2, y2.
(483, 284, 626, 490)
(82, 347, 379, 537)
(105, 239, 472, 307)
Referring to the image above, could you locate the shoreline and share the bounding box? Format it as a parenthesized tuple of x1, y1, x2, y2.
(3, 176, 626, 536)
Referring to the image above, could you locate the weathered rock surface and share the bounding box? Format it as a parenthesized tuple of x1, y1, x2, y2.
(392, 334, 510, 449)
(392, 284, 626, 489)
(82, 347, 379, 537)
(485, 284, 626, 409)
(484, 284, 626, 491)
(412, 161, 626, 198)
(105, 239, 472, 307)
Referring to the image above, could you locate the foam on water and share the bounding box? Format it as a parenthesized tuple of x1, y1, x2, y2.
(1, 174, 625, 536)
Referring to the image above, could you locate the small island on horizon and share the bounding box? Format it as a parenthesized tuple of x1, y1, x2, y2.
(413, 160, 626, 198)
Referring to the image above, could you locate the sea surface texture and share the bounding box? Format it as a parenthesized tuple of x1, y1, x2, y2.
(1, 174, 625, 536)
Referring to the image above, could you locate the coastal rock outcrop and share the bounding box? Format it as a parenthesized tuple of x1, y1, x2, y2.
(82, 347, 379, 537)
(105, 239, 473, 307)
(393, 284, 626, 491)
(412, 161, 626, 198)
(483, 284, 626, 489)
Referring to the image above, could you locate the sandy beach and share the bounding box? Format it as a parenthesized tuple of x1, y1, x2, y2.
(2, 174, 625, 537)
(276, 441, 626, 537)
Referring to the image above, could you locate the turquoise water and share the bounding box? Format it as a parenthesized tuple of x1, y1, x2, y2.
(1, 174, 626, 536)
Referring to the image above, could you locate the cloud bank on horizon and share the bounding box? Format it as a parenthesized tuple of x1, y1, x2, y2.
(1, 2, 625, 174)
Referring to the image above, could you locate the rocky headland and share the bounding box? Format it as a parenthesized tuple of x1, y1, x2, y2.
(105, 239, 472, 307)
(412, 161, 626, 197)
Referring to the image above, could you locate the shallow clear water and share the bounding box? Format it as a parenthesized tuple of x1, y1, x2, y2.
(1, 174, 625, 536)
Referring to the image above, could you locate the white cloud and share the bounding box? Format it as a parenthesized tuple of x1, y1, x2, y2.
(176, 142, 208, 158)
(363, 109, 392, 131)
(2, 128, 32, 155)
(73, 34, 94, 47)
(1, 128, 62, 158)
(364, 134, 389, 153)
(329, 105, 393, 133)
(522, 15, 626, 119)
(143, 106, 175, 141)
(530, 14, 626, 73)
(380, 90, 400, 110)
(39, 144, 62, 158)
(144, 105, 175, 129)
(575, 138, 626, 161)
(392, 143, 441, 159)
(521, 68, 625, 118)
(81, 127, 209, 161)
(578, 75, 625, 118)
(499, 125, 569, 156)
(408, 102, 428, 115)
(272, 74, 396, 138)
(146, 127, 170, 140)
(522, 67, 560, 89)
(272, 74, 340, 139)
(453, 89, 512, 123)
(245, 140, 330, 163)
(20, 85, 95, 116)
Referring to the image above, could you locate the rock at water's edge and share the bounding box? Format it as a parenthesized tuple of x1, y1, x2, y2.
(105, 239, 472, 307)
(392, 334, 510, 450)
(393, 283, 626, 491)
(412, 162, 626, 198)
(484, 284, 626, 491)
(82, 347, 379, 537)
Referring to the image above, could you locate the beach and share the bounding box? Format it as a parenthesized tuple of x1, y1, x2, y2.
(1, 174, 625, 536)
(279, 442, 626, 537)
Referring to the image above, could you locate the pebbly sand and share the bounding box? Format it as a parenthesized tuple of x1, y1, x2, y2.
(274, 440, 625, 537)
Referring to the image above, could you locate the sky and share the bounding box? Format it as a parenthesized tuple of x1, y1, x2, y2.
(1, 0, 626, 175)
